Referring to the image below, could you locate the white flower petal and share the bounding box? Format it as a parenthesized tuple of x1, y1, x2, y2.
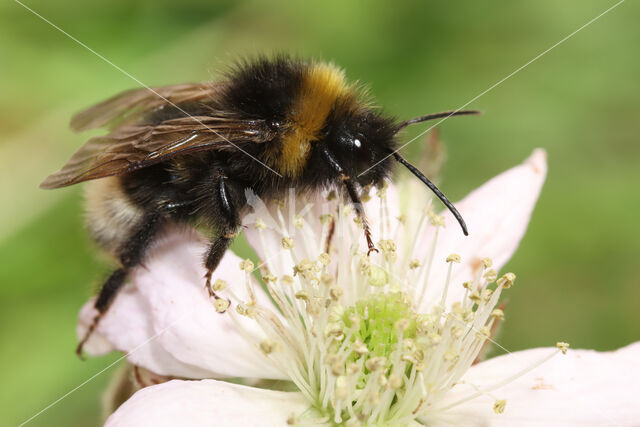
(417, 149, 547, 309)
(78, 293, 211, 379)
(78, 228, 286, 380)
(431, 342, 640, 426)
(106, 379, 315, 427)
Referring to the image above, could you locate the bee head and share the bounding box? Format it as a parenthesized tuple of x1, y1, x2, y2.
(323, 110, 397, 187)
(317, 108, 480, 236)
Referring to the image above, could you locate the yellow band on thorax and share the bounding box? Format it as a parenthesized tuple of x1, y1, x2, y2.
(273, 62, 350, 177)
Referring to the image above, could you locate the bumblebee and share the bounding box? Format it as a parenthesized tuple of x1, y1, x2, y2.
(42, 56, 477, 356)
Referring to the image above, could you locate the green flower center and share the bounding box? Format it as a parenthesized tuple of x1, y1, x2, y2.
(343, 292, 416, 361)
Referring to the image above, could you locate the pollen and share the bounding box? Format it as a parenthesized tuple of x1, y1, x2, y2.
(262, 273, 277, 283)
(293, 259, 317, 278)
(377, 239, 397, 262)
(260, 340, 278, 355)
(446, 253, 461, 263)
(318, 253, 331, 266)
(497, 272, 516, 288)
(212, 279, 227, 292)
(428, 209, 445, 227)
(491, 308, 505, 320)
(319, 213, 333, 224)
(281, 237, 294, 249)
(280, 275, 294, 286)
(556, 342, 570, 354)
(214, 298, 229, 313)
(484, 269, 498, 282)
(239, 259, 254, 272)
(493, 399, 507, 414)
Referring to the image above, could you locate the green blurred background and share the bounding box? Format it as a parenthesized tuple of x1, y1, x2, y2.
(1, 0, 639, 425)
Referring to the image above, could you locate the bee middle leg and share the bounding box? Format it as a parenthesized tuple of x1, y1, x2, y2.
(203, 169, 243, 299)
(76, 214, 162, 358)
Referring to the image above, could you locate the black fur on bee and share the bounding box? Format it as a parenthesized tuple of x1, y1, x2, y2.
(42, 55, 478, 356)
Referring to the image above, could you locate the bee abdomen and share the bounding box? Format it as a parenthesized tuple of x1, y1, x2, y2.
(84, 177, 145, 254)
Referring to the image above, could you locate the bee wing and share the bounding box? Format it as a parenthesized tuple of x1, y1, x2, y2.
(41, 116, 274, 189)
(70, 83, 222, 132)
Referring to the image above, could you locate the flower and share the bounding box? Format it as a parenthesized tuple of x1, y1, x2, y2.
(79, 150, 640, 426)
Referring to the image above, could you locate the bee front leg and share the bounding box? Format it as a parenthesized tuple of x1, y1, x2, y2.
(203, 170, 242, 304)
(76, 214, 162, 358)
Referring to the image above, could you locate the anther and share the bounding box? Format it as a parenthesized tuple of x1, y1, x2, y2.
(483, 269, 498, 283)
(365, 356, 386, 372)
(213, 279, 227, 292)
(281, 237, 295, 249)
(318, 253, 331, 266)
(262, 273, 277, 283)
(260, 340, 278, 355)
(497, 272, 516, 288)
(239, 259, 254, 271)
(493, 399, 507, 414)
(491, 308, 505, 320)
(556, 342, 570, 354)
(446, 253, 461, 263)
(388, 374, 402, 390)
(214, 298, 230, 313)
(354, 340, 369, 356)
(329, 286, 343, 301)
(280, 275, 294, 286)
(320, 213, 334, 224)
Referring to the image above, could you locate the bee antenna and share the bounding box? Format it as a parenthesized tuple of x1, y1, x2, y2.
(392, 152, 468, 236)
(395, 110, 480, 132)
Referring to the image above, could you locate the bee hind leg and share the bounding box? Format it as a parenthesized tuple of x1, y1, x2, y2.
(76, 268, 127, 358)
(76, 214, 162, 359)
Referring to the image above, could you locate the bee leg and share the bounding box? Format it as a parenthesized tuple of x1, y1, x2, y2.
(76, 214, 162, 359)
(342, 178, 378, 256)
(203, 232, 237, 301)
(319, 146, 378, 255)
(203, 170, 241, 303)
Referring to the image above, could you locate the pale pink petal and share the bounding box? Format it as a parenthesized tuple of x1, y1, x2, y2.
(430, 342, 640, 426)
(78, 293, 211, 379)
(106, 379, 315, 427)
(77, 228, 285, 380)
(417, 149, 547, 309)
(77, 301, 115, 355)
